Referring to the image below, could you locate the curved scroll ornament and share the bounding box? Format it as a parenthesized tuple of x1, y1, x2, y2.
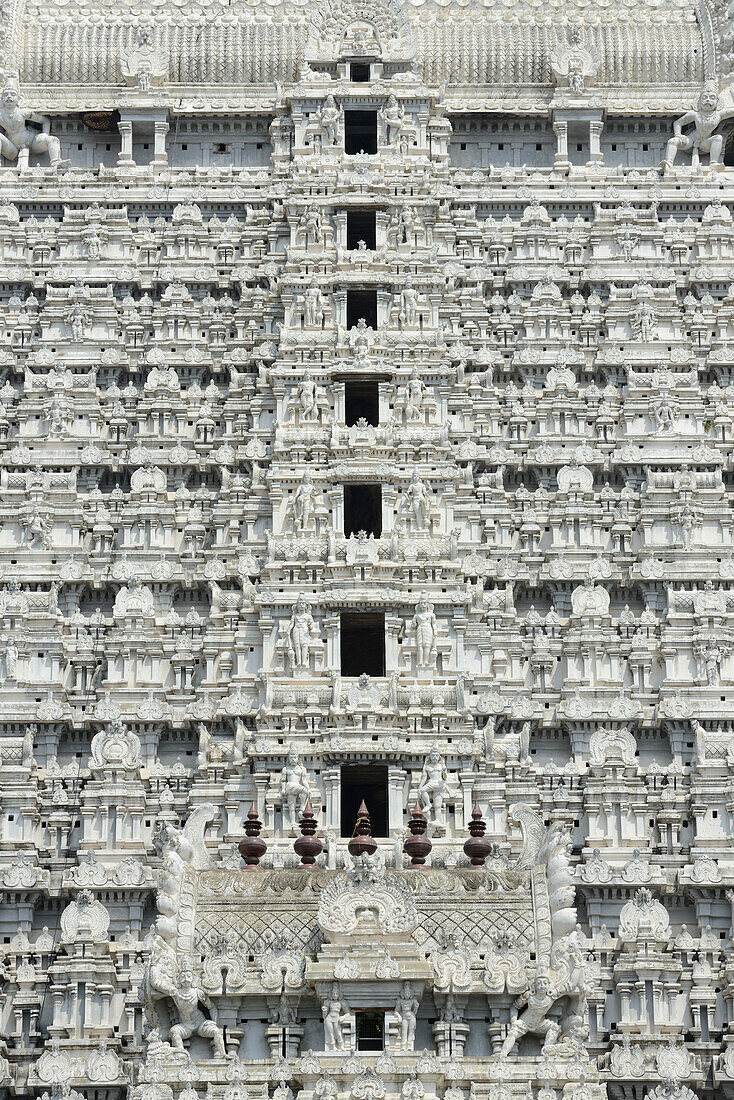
(259, 944, 306, 991)
(86, 1044, 122, 1083)
(351, 1069, 386, 1100)
(430, 934, 473, 992)
(508, 803, 577, 940)
(482, 930, 527, 994)
(305, 0, 415, 63)
(317, 871, 417, 938)
(588, 725, 637, 767)
(618, 888, 671, 943)
(646, 1083, 697, 1100)
(201, 949, 248, 995)
(609, 1035, 646, 1078)
(89, 717, 142, 772)
(59, 891, 110, 944)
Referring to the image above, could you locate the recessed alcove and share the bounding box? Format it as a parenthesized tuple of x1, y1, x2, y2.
(340, 764, 388, 837)
(347, 209, 377, 249)
(340, 611, 385, 676)
(345, 378, 379, 425)
(346, 287, 378, 329)
(344, 484, 382, 537)
(345, 110, 378, 155)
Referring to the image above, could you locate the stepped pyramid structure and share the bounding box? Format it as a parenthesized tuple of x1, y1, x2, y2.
(4, 0, 734, 1098)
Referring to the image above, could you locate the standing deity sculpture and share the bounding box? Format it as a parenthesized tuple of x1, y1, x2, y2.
(398, 369, 426, 421)
(303, 280, 325, 327)
(381, 94, 405, 144)
(662, 82, 734, 173)
(0, 72, 67, 169)
(22, 724, 35, 768)
(417, 747, 449, 825)
(409, 594, 439, 669)
(197, 723, 211, 769)
(3, 635, 18, 681)
(288, 370, 329, 423)
(316, 95, 341, 146)
(632, 298, 657, 341)
(289, 471, 328, 533)
(398, 472, 432, 532)
(286, 594, 319, 670)
(398, 276, 419, 327)
(323, 984, 350, 1051)
(279, 748, 312, 830)
(293, 472, 317, 531)
(393, 983, 419, 1049)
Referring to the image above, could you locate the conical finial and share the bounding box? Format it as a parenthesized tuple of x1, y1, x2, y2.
(238, 803, 266, 869)
(463, 801, 491, 866)
(404, 801, 432, 868)
(348, 800, 377, 858)
(294, 800, 323, 868)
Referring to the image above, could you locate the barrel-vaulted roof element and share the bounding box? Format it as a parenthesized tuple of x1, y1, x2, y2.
(2, 0, 726, 111)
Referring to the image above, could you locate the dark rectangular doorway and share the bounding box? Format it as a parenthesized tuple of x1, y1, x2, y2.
(347, 209, 376, 250)
(345, 378, 379, 425)
(344, 484, 382, 537)
(345, 110, 378, 155)
(347, 288, 378, 329)
(340, 611, 385, 676)
(341, 763, 388, 837)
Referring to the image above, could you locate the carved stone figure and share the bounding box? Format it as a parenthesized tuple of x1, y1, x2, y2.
(168, 967, 226, 1057)
(120, 26, 168, 90)
(289, 471, 328, 533)
(393, 982, 419, 1049)
(663, 82, 734, 172)
(499, 973, 561, 1057)
(311, 95, 341, 149)
(279, 747, 312, 830)
(303, 281, 325, 328)
(381, 94, 405, 145)
(286, 594, 319, 670)
(398, 472, 432, 532)
(417, 746, 449, 824)
(0, 72, 66, 168)
(322, 984, 349, 1051)
(409, 594, 438, 668)
(289, 370, 329, 423)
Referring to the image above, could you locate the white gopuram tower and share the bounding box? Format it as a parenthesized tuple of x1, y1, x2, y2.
(0, 2, 734, 1100)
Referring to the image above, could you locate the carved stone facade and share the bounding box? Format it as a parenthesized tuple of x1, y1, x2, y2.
(1, 2, 734, 1100)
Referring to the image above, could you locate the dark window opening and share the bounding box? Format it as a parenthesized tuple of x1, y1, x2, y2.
(341, 764, 388, 838)
(347, 209, 377, 250)
(351, 63, 370, 83)
(345, 378, 379, 426)
(355, 1009, 385, 1050)
(347, 288, 377, 329)
(214, 143, 230, 154)
(340, 611, 385, 676)
(724, 129, 734, 166)
(345, 110, 378, 155)
(344, 483, 382, 537)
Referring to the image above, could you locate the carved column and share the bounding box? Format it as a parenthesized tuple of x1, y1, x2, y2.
(553, 121, 569, 169)
(118, 121, 134, 165)
(588, 120, 604, 165)
(322, 766, 340, 830)
(153, 120, 169, 166)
